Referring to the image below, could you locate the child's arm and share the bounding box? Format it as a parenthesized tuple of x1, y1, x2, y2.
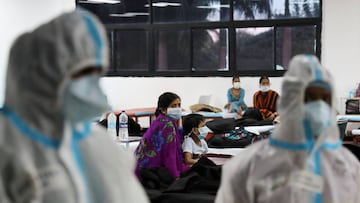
(183, 152, 198, 165)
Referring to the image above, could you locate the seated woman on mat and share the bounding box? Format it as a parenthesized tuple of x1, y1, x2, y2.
(182, 114, 210, 166)
(134, 92, 188, 179)
(253, 76, 280, 121)
(224, 76, 247, 116)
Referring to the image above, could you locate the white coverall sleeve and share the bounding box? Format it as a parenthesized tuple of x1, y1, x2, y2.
(0, 177, 10, 203)
(215, 156, 250, 203)
(0, 148, 11, 203)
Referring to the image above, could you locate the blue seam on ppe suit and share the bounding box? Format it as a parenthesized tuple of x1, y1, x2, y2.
(81, 13, 103, 66)
(0, 106, 60, 149)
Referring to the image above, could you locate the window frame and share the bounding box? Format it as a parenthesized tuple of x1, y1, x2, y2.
(77, 0, 322, 77)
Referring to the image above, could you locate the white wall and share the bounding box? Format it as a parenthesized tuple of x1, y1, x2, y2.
(0, 0, 75, 105)
(100, 76, 283, 112)
(322, 0, 360, 113)
(1, 1, 359, 126)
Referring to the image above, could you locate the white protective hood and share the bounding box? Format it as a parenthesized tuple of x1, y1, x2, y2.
(4, 9, 108, 140)
(271, 54, 339, 152)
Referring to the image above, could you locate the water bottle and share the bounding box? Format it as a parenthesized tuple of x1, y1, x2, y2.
(119, 110, 129, 142)
(107, 112, 117, 141)
(349, 89, 355, 98)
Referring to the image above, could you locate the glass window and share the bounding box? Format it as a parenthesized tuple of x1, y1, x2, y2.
(154, 29, 191, 71)
(78, 0, 149, 24)
(112, 30, 149, 71)
(192, 28, 228, 71)
(77, 0, 322, 77)
(234, 0, 320, 20)
(234, 0, 273, 20)
(236, 27, 274, 71)
(152, 0, 230, 23)
(276, 25, 316, 70)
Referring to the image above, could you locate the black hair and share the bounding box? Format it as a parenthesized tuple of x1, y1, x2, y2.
(182, 113, 205, 136)
(155, 92, 180, 117)
(259, 76, 269, 84)
(232, 76, 240, 82)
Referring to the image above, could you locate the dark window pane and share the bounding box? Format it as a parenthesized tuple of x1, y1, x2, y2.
(192, 28, 228, 71)
(236, 27, 274, 71)
(155, 30, 190, 71)
(276, 25, 316, 70)
(107, 31, 114, 69)
(112, 30, 149, 71)
(234, 0, 320, 20)
(78, 0, 149, 24)
(153, 0, 230, 23)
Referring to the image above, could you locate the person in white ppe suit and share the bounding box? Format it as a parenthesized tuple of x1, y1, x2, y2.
(215, 54, 360, 203)
(0, 10, 149, 203)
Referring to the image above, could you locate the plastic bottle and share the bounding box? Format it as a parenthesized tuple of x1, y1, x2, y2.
(107, 112, 117, 141)
(349, 89, 355, 98)
(119, 110, 129, 142)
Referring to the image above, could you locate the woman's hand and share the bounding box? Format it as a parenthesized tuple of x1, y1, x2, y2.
(184, 152, 199, 165)
(266, 112, 278, 121)
(268, 113, 276, 121)
(273, 115, 280, 124)
(236, 106, 243, 116)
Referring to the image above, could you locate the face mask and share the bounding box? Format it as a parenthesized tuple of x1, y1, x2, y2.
(233, 82, 241, 89)
(260, 85, 270, 92)
(63, 73, 110, 124)
(167, 107, 182, 120)
(304, 100, 332, 137)
(198, 126, 210, 139)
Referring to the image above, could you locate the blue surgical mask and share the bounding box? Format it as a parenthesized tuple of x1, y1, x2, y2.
(304, 100, 332, 137)
(198, 126, 210, 139)
(63, 73, 110, 124)
(167, 107, 182, 120)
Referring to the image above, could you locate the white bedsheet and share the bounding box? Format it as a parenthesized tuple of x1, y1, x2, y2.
(244, 125, 275, 135)
(337, 114, 360, 121)
(116, 140, 140, 153)
(116, 141, 247, 157)
(207, 147, 246, 156)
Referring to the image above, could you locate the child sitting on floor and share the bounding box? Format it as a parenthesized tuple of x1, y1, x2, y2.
(182, 114, 210, 166)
